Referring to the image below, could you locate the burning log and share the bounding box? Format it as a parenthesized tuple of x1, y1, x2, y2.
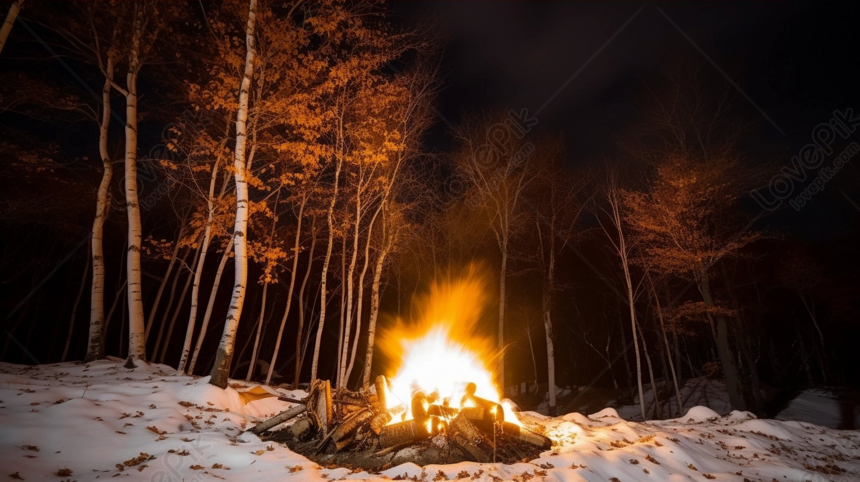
(374, 375, 388, 412)
(449, 412, 490, 463)
(369, 412, 392, 434)
(411, 390, 429, 422)
(427, 404, 457, 419)
(379, 419, 430, 448)
(461, 383, 504, 423)
(265, 378, 550, 467)
(330, 408, 373, 446)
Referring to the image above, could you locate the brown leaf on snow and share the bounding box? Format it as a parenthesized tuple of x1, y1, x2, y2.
(19, 445, 39, 452)
(9, 472, 24, 480)
(122, 453, 153, 467)
(55, 469, 72, 477)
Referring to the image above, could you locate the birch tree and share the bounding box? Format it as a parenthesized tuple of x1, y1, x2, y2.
(209, 0, 257, 388)
(595, 169, 647, 420)
(85, 38, 115, 362)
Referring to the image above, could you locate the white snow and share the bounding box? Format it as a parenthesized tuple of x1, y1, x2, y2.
(2, 360, 859, 481)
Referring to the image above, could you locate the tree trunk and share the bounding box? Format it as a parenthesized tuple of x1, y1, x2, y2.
(311, 157, 341, 383)
(346, 198, 384, 384)
(617, 308, 633, 400)
(85, 49, 114, 363)
(635, 320, 659, 419)
(158, 244, 202, 364)
(188, 242, 232, 374)
(621, 253, 645, 419)
(0, 0, 23, 56)
(123, 5, 146, 366)
(266, 194, 307, 385)
(698, 273, 746, 411)
(209, 0, 256, 389)
(63, 245, 90, 361)
(177, 161, 220, 373)
(340, 183, 365, 387)
(362, 245, 388, 386)
(294, 221, 317, 388)
(145, 223, 185, 346)
(542, 290, 556, 416)
(337, 234, 347, 385)
(152, 247, 190, 362)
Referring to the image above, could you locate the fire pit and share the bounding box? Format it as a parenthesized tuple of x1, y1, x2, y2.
(248, 274, 551, 469)
(249, 376, 551, 469)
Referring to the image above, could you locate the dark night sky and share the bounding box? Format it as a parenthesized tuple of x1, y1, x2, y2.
(391, 1, 860, 240)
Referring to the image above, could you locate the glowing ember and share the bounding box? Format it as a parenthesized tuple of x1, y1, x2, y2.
(379, 267, 520, 425)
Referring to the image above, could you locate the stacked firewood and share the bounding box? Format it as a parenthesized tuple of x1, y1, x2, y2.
(249, 376, 552, 464)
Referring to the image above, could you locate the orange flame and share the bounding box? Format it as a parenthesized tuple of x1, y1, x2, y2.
(379, 266, 520, 425)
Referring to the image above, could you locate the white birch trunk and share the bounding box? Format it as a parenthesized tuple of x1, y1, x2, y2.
(123, 5, 146, 366)
(337, 234, 346, 384)
(543, 230, 557, 415)
(0, 0, 23, 56)
(346, 199, 382, 384)
(362, 245, 388, 386)
(294, 222, 316, 388)
(311, 158, 341, 382)
(618, 224, 645, 420)
(339, 188, 362, 387)
(602, 183, 645, 419)
(177, 161, 220, 374)
(636, 320, 659, 418)
(158, 243, 202, 364)
(85, 50, 114, 363)
(188, 242, 232, 374)
(209, 0, 256, 388)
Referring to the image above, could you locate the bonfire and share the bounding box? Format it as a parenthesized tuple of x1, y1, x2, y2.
(248, 273, 552, 468)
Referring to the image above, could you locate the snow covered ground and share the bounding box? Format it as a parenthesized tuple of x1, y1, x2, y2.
(2, 360, 859, 482)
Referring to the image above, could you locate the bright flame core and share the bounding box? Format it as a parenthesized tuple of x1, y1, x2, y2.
(380, 267, 519, 425)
